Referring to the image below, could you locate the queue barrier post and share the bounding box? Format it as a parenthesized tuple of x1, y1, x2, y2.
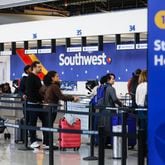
(138, 129, 145, 165)
(48, 106, 54, 165)
(121, 111, 127, 165)
(98, 125, 105, 165)
(83, 104, 98, 161)
(18, 101, 33, 151)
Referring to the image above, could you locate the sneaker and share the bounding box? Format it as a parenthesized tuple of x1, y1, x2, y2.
(42, 144, 59, 150)
(42, 144, 49, 149)
(30, 141, 40, 149)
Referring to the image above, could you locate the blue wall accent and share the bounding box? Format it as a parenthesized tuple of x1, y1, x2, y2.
(148, 1, 165, 164)
(11, 43, 146, 81)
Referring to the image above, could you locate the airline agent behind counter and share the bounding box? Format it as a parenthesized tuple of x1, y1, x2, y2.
(40, 71, 79, 147)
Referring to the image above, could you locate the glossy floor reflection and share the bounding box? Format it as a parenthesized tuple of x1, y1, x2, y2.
(0, 130, 146, 165)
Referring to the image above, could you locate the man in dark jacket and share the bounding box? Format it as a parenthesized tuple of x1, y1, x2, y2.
(19, 65, 31, 99)
(104, 73, 123, 107)
(26, 61, 47, 149)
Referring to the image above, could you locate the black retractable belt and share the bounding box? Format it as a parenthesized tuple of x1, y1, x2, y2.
(83, 104, 98, 161)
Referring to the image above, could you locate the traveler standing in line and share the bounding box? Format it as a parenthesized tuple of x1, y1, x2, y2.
(2, 82, 12, 93)
(26, 61, 47, 148)
(100, 73, 122, 147)
(39, 71, 79, 148)
(135, 69, 147, 156)
(40, 70, 79, 124)
(135, 69, 147, 129)
(19, 65, 31, 100)
(19, 65, 31, 138)
(19, 64, 41, 141)
(135, 70, 147, 108)
(104, 73, 122, 107)
(129, 68, 142, 107)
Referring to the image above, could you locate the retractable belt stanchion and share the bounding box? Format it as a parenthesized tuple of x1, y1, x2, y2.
(121, 111, 127, 165)
(64, 101, 67, 112)
(136, 108, 147, 165)
(111, 107, 128, 164)
(138, 129, 145, 165)
(19, 101, 32, 151)
(48, 106, 54, 165)
(98, 126, 105, 165)
(24, 101, 29, 149)
(83, 104, 98, 161)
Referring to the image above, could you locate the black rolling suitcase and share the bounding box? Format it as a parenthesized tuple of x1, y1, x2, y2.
(15, 118, 25, 143)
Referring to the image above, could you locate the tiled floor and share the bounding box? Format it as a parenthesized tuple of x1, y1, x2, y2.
(0, 128, 146, 165)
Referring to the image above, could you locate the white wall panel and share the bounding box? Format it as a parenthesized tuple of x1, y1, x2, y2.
(0, 8, 147, 42)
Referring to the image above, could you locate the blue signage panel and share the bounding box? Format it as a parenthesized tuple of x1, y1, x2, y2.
(10, 43, 146, 81)
(148, 1, 165, 165)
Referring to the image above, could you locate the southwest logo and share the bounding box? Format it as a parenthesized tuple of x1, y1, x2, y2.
(59, 52, 112, 66)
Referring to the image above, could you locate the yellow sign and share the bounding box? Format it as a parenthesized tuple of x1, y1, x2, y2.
(154, 10, 165, 29)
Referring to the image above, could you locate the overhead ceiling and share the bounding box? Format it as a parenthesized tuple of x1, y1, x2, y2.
(0, 0, 148, 46)
(0, 0, 147, 18)
(0, 0, 56, 9)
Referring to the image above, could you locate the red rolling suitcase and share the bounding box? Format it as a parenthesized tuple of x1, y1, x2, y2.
(59, 117, 81, 151)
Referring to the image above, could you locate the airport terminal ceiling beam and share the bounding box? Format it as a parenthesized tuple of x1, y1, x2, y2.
(0, 8, 147, 42)
(0, 0, 57, 9)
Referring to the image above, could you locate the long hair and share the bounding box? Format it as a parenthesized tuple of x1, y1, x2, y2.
(43, 71, 57, 87)
(138, 70, 147, 84)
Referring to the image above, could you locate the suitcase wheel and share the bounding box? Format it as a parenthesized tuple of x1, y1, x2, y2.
(60, 147, 66, 151)
(15, 140, 19, 143)
(4, 133, 11, 140)
(128, 145, 135, 150)
(74, 147, 80, 151)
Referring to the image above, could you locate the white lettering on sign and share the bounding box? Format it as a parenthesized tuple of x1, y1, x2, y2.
(154, 55, 165, 66)
(59, 52, 107, 66)
(154, 40, 165, 51)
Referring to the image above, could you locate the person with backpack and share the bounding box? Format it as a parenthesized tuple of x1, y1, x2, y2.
(89, 75, 107, 106)
(104, 73, 123, 147)
(96, 73, 123, 147)
(104, 73, 122, 107)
